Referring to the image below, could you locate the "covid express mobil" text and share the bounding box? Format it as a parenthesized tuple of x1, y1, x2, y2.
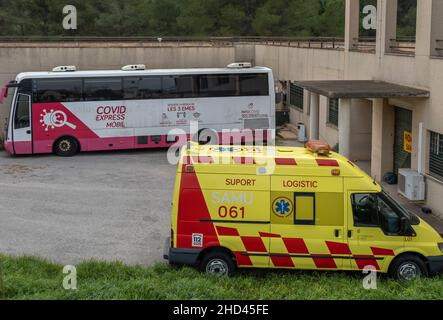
(96, 106, 126, 128)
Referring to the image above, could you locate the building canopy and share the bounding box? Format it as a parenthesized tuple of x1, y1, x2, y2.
(294, 80, 429, 99)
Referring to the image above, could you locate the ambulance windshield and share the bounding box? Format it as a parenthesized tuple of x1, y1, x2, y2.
(381, 191, 420, 225)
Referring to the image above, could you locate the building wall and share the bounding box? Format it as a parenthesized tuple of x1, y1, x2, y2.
(254, 43, 443, 218)
(350, 99, 372, 161)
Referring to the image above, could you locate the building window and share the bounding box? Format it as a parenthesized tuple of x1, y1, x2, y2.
(289, 83, 304, 110)
(429, 131, 443, 180)
(328, 98, 339, 126)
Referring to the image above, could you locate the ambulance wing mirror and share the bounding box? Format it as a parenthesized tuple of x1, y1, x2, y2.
(400, 217, 414, 236)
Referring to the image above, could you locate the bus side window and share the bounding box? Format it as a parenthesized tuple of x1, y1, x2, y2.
(122, 77, 138, 99)
(139, 77, 162, 99)
(239, 74, 269, 96)
(84, 78, 123, 101)
(35, 79, 82, 103)
(162, 76, 193, 99)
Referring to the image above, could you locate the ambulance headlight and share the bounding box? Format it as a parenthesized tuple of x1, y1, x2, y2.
(438, 243, 443, 253)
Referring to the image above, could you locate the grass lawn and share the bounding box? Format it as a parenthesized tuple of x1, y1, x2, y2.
(0, 255, 442, 300)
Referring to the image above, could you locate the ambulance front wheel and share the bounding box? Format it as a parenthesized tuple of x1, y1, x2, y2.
(54, 136, 79, 157)
(199, 251, 236, 277)
(389, 254, 428, 281)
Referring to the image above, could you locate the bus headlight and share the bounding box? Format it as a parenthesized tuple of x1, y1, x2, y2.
(438, 243, 443, 253)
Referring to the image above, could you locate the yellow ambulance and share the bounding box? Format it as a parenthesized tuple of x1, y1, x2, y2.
(165, 142, 443, 280)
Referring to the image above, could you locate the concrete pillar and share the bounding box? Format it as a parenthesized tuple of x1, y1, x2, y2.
(376, 0, 398, 55)
(344, 0, 360, 51)
(415, 0, 443, 57)
(338, 99, 352, 158)
(415, 0, 432, 57)
(371, 99, 395, 181)
(309, 92, 319, 140)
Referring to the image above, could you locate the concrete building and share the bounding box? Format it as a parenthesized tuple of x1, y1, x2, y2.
(255, 0, 443, 218)
(0, 0, 442, 218)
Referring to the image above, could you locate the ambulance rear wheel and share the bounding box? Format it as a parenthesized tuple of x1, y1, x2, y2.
(200, 251, 236, 277)
(54, 137, 79, 157)
(389, 254, 428, 281)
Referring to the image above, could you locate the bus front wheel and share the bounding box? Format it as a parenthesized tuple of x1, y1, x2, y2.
(54, 137, 79, 157)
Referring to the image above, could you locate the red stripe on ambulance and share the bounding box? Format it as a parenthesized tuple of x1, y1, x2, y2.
(312, 255, 337, 269)
(192, 156, 214, 164)
(326, 241, 352, 255)
(353, 255, 380, 270)
(275, 158, 297, 166)
(271, 255, 295, 268)
(283, 238, 310, 254)
(241, 236, 267, 252)
(316, 159, 339, 167)
(259, 232, 281, 238)
(216, 226, 240, 237)
(233, 157, 256, 165)
(235, 252, 254, 266)
(176, 170, 220, 249)
(371, 247, 395, 256)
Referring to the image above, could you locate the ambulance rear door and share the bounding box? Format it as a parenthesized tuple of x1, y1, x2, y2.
(198, 173, 271, 268)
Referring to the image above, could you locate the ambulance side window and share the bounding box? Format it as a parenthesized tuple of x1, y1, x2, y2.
(351, 193, 402, 234)
(352, 194, 379, 227)
(294, 193, 316, 225)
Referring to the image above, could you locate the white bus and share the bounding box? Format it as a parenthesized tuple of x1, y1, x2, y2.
(1, 63, 275, 156)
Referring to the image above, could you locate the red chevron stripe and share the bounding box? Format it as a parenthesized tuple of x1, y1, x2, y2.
(234, 252, 253, 266)
(216, 226, 240, 236)
(326, 241, 352, 255)
(241, 236, 267, 252)
(271, 255, 295, 268)
(275, 158, 297, 166)
(371, 247, 395, 256)
(259, 232, 281, 238)
(283, 238, 309, 254)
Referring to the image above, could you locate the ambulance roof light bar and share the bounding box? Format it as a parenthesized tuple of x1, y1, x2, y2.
(52, 66, 77, 72)
(122, 64, 146, 71)
(305, 140, 332, 156)
(227, 62, 252, 69)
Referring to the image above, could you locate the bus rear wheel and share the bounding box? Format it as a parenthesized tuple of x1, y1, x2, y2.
(54, 137, 79, 157)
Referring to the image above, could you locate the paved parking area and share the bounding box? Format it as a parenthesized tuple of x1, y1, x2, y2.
(1, 145, 442, 267)
(0, 149, 176, 266)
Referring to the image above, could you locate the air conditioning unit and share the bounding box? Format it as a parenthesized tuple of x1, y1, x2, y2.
(52, 65, 77, 72)
(122, 64, 146, 71)
(227, 62, 252, 69)
(398, 169, 425, 201)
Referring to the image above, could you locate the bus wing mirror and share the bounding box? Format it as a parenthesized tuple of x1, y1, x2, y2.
(0, 87, 6, 104)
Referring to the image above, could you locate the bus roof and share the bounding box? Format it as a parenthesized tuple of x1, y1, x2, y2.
(15, 66, 272, 82)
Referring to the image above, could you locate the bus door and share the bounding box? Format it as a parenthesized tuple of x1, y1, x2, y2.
(12, 93, 32, 154)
